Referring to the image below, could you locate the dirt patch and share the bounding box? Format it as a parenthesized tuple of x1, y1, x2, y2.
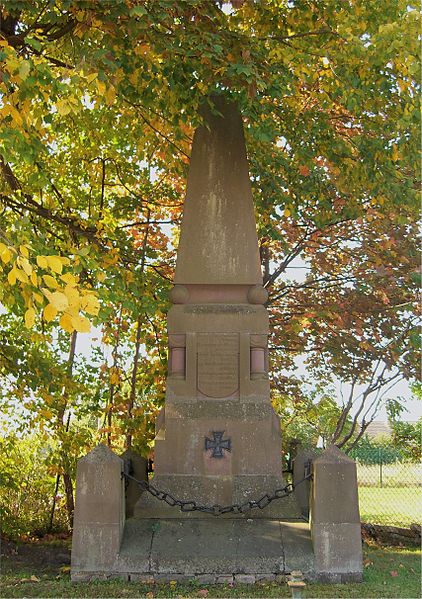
(1, 536, 71, 575)
(361, 523, 421, 547)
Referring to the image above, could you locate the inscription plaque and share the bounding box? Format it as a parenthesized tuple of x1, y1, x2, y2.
(197, 333, 239, 398)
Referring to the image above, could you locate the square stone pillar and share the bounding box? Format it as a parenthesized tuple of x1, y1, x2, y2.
(71, 444, 125, 581)
(293, 449, 316, 518)
(310, 445, 363, 582)
(120, 448, 148, 518)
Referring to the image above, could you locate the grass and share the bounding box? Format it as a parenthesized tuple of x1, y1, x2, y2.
(359, 487, 422, 526)
(1, 540, 420, 598)
(356, 463, 422, 489)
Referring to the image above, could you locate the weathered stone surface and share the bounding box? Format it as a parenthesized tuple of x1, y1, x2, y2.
(150, 519, 238, 575)
(281, 521, 315, 574)
(175, 95, 262, 285)
(116, 518, 155, 574)
(120, 448, 147, 518)
(197, 332, 239, 398)
(293, 449, 316, 518)
(195, 574, 217, 584)
(216, 575, 234, 584)
(310, 446, 362, 579)
(134, 474, 300, 519)
(235, 574, 256, 584)
(71, 444, 125, 581)
(255, 573, 276, 582)
(112, 517, 313, 579)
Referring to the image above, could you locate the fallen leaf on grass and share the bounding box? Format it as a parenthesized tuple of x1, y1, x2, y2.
(146, 593, 154, 598)
(60, 565, 71, 572)
(363, 559, 373, 568)
(19, 575, 40, 583)
(390, 570, 398, 577)
(197, 590, 209, 597)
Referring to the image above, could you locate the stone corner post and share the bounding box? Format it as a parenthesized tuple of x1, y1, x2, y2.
(71, 444, 125, 581)
(120, 448, 148, 518)
(293, 448, 316, 518)
(310, 445, 363, 583)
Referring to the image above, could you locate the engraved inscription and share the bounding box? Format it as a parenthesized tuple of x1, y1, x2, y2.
(197, 333, 239, 398)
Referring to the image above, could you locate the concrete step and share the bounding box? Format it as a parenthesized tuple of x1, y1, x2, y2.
(113, 517, 314, 582)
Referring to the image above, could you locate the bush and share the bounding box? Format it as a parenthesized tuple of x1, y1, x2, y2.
(0, 433, 69, 539)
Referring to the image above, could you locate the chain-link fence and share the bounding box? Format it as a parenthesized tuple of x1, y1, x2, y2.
(350, 447, 422, 527)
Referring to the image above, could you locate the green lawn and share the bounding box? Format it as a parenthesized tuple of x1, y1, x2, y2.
(359, 487, 422, 526)
(1, 540, 420, 598)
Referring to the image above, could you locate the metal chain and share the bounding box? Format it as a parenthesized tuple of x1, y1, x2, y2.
(122, 469, 312, 517)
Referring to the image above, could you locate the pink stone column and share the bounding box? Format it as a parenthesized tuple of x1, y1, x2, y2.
(250, 335, 268, 379)
(169, 334, 186, 378)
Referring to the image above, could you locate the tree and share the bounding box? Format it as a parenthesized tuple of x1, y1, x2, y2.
(0, 1, 420, 532)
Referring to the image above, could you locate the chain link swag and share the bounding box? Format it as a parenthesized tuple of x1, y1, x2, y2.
(122, 469, 312, 517)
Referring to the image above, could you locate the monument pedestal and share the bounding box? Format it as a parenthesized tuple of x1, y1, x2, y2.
(136, 301, 300, 519)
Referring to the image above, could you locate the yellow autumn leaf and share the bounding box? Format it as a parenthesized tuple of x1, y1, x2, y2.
(81, 294, 99, 315)
(64, 285, 80, 310)
(97, 272, 106, 282)
(19, 60, 31, 80)
(19, 245, 29, 258)
(43, 303, 58, 322)
(36, 255, 48, 268)
(96, 79, 106, 95)
(8, 268, 17, 285)
(30, 271, 37, 286)
(46, 255, 63, 274)
(9, 105, 23, 126)
(105, 85, 116, 106)
(284, 208, 291, 217)
(392, 144, 399, 162)
(0, 247, 12, 264)
(56, 99, 72, 116)
(19, 257, 32, 276)
(42, 274, 59, 289)
(110, 372, 120, 385)
(86, 72, 98, 83)
(33, 292, 44, 304)
(49, 291, 69, 311)
(60, 312, 74, 333)
(60, 272, 78, 286)
(14, 268, 28, 284)
(24, 307, 36, 328)
(71, 314, 91, 333)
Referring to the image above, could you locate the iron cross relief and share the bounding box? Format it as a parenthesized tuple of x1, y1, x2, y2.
(204, 431, 232, 458)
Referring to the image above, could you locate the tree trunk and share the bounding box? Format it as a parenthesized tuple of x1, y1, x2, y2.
(125, 208, 150, 449)
(48, 331, 77, 531)
(63, 472, 75, 529)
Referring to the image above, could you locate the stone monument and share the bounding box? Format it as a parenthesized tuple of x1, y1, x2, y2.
(134, 95, 297, 519)
(71, 95, 362, 584)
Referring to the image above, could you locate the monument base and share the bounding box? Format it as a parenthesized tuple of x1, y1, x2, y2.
(71, 517, 315, 583)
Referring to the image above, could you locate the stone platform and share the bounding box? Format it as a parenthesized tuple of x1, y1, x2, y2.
(72, 517, 314, 583)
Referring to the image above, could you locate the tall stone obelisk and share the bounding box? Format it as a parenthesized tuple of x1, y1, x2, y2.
(135, 96, 298, 518)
